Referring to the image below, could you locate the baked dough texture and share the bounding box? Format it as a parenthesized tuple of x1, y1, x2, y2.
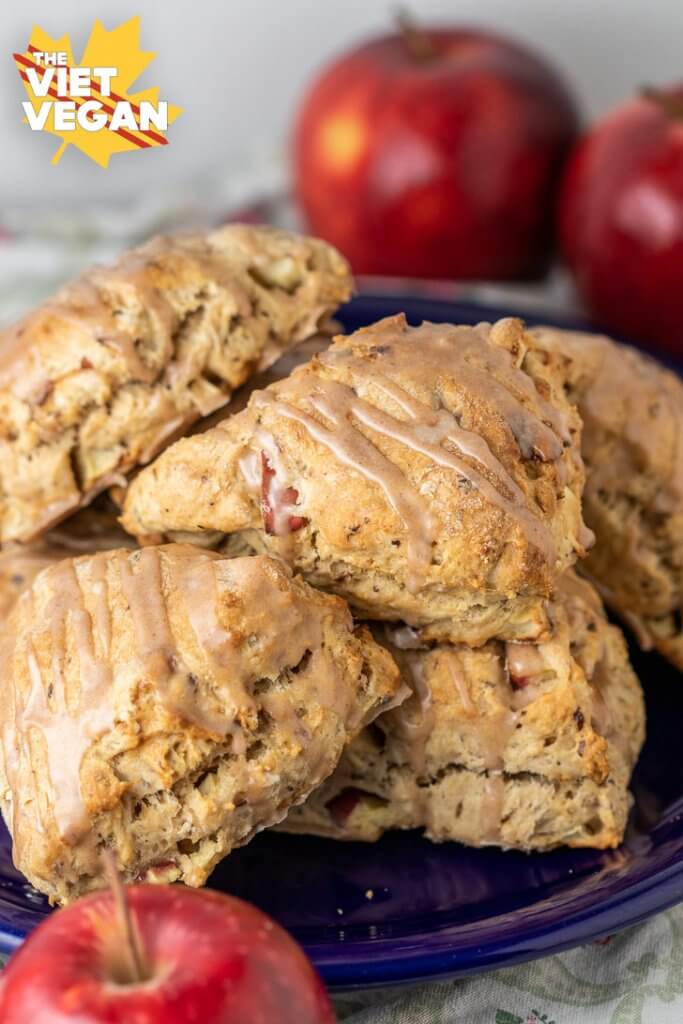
(0, 546, 400, 904)
(532, 327, 683, 669)
(0, 225, 352, 544)
(192, 331, 337, 436)
(283, 573, 645, 851)
(0, 499, 135, 618)
(123, 315, 590, 646)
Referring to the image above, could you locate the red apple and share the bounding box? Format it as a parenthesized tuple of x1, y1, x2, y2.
(558, 86, 683, 354)
(261, 451, 308, 534)
(293, 15, 578, 280)
(0, 883, 335, 1024)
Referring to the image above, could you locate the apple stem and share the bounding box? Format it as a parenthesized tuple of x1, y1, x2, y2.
(641, 86, 683, 121)
(395, 7, 435, 62)
(102, 851, 149, 984)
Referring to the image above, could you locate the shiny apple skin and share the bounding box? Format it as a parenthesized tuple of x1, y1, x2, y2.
(293, 28, 578, 280)
(0, 886, 335, 1024)
(559, 89, 683, 354)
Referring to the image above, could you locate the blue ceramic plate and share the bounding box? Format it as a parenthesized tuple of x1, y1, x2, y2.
(0, 294, 681, 990)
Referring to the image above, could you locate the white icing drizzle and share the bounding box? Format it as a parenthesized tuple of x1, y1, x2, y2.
(384, 624, 424, 650)
(248, 320, 568, 588)
(9, 558, 115, 841)
(389, 653, 434, 779)
(445, 650, 475, 714)
(1, 547, 355, 846)
(253, 383, 434, 591)
(481, 775, 506, 842)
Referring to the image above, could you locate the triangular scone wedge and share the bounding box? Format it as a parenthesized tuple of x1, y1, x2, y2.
(532, 326, 683, 671)
(0, 546, 400, 904)
(123, 315, 590, 646)
(283, 572, 645, 851)
(0, 225, 351, 544)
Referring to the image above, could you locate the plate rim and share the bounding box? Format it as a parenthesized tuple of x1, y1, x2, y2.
(313, 850, 683, 989)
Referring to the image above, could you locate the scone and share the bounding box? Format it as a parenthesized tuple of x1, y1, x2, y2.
(532, 326, 683, 669)
(123, 315, 590, 646)
(0, 498, 135, 617)
(192, 330, 337, 432)
(0, 546, 401, 904)
(283, 573, 645, 851)
(0, 225, 352, 544)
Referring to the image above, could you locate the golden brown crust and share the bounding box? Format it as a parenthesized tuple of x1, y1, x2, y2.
(123, 315, 588, 646)
(531, 326, 683, 669)
(282, 573, 645, 851)
(0, 546, 400, 903)
(190, 330, 337, 433)
(0, 226, 352, 544)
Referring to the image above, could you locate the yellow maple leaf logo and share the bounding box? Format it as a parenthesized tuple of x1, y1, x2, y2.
(13, 16, 182, 167)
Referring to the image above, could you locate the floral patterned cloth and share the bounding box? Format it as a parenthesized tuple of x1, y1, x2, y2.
(334, 909, 683, 1023)
(1, 186, 681, 1024)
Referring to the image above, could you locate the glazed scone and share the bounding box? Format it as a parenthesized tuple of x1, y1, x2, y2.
(0, 546, 401, 904)
(0, 225, 352, 544)
(532, 326, 683, 669)
(283, 573, 645, 851)
(123, 315, 590, 646)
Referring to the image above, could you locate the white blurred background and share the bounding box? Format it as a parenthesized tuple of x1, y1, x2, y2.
(2, 0, 682, 205)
